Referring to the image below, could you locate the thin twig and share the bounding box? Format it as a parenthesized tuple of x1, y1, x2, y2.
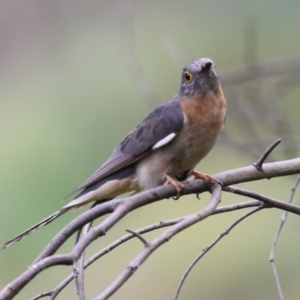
(253, 138, 282, 172)
(75, 204, 98, 300)
(72, 227, 82, 296)
(174, 204, 265, 300)
(126, 229, 149, 247)
(30, 291, 52, 300)
(223, 185, 300, 215)
(72, 215, 93, 300)
(269, 174, 300, 300)
(77, 222, 93, 300)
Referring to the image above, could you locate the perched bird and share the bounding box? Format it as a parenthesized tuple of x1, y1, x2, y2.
(0, 57, 227, 250)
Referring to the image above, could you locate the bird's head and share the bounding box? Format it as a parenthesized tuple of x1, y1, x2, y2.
(179, 58, 220, 97)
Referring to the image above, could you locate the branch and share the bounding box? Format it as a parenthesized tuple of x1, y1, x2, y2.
(31, 292, 52, 300)
(1, 158, 300, 300)
(76, 222, 92, 300)
(95, 184, 222, 300)
(44, 201, 261, 300)
(34, 158, 300, 266)
(126, 229, 150, 247)
(253, 138, 282, 171)
(269, 174, 300, 300)
(223, 186, 300, 215)
(174, 204, 265, 300)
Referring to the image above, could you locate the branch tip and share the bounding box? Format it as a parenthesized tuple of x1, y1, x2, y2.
(253, 138, 282, 171)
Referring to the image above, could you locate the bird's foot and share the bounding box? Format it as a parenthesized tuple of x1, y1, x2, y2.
(191, 171, 223, 186)
(164, 175, 184, 199)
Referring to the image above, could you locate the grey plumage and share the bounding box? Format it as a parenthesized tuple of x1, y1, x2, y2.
(0, 57, 227, 251)
(69, 98, 185, 196)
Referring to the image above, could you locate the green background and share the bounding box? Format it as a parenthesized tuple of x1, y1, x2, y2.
(0, 1, 300, 299)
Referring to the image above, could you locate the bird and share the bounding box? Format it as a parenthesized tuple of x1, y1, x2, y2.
(0, 57, 227, 251)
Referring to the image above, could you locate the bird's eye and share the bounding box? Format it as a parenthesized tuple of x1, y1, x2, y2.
(183, 71, 193, 83)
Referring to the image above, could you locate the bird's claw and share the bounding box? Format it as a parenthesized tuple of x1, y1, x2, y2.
(191, 171, 223, 187)
(164, 175, 184, 199)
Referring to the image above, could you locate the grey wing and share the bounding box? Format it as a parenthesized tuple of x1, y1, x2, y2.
(67, 98, 184, 196)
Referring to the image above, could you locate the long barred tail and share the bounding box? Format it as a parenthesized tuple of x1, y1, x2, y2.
(0, 185, 106, 251)
(0, 208, 68, 251)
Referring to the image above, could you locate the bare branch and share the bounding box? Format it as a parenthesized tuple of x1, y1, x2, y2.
(269, 174, 300, 300)
(96, 184, 222, 300)
(174, 204, 265, 300)
(253, 138, 282, 172)
(30, 292, 52, 300)
(126, 229, 149, 247)
(77, 223, 92, 300)
(223, 186, 300, 215)
(45, 200, 261, 299)
(34, 157, 299, 263)
(1, 158, 300, 300)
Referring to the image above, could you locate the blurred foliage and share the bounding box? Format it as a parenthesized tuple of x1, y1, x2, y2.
(0, 1, 300, 299)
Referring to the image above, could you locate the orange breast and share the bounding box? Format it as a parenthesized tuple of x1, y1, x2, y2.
(177, 88, 227, 168)
(180, 88, 227, 130)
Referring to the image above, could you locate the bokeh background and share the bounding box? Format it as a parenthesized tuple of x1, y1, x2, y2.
(1, 1, 300, 299)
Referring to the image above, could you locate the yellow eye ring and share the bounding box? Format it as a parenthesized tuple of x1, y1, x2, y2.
(184, 71, 193, 83)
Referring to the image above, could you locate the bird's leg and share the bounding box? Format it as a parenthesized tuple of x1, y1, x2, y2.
(164, 175, 184, 199)
(191, 170, 223, 186)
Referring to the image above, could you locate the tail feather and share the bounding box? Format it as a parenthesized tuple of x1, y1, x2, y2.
(0, 190, 99, 251)
(0, 168, 134, 251)
(0, 208, 68, 251)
